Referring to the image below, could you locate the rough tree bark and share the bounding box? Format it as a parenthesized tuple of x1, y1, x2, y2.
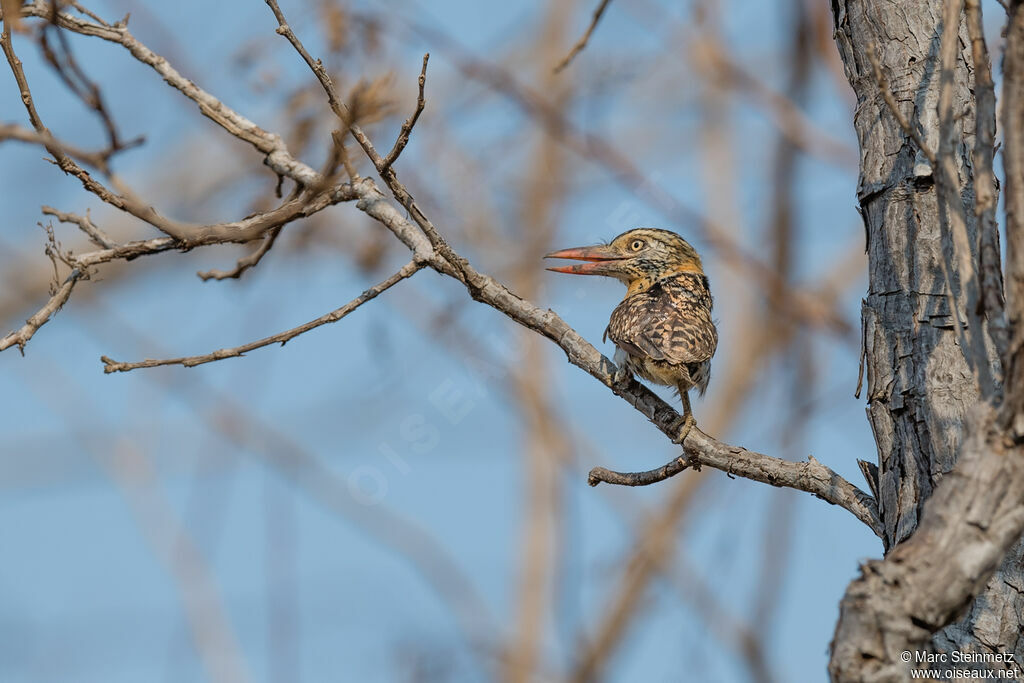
(832, 0, 997, 552)
(830, 0, 1024, 679)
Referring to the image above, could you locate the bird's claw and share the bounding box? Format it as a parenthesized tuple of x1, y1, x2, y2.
(612, 364, 632, 386)
(670, 414, 697, 444)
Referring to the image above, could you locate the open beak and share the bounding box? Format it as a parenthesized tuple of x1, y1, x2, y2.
(544, 244, 627, 276)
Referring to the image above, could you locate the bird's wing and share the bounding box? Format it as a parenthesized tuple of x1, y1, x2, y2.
(607, 291, 717, 366)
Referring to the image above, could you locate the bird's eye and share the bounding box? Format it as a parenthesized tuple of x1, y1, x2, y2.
(630, 239, 645, 251)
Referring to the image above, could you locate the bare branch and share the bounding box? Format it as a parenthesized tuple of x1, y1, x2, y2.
(42, 206, 115, 248)
(588, 454, 693, 487)
(0, 121, 131, 167)
(101, 259, 424, 372)
(0, 181, 359, 356)
(590, 430, 882, 537)
(19, 1, 323, 187)
(197, 226, 283, 281)
(553, 0, 612, 73)
(4, 11, 336, 247)
(39, 15, 127, 154)
(380, 53, 428, 173)
(0, 268, 81, 352)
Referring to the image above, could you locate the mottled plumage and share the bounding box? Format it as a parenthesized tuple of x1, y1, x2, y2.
(604, 272, 717, 396)
(545, 227, 718, 441)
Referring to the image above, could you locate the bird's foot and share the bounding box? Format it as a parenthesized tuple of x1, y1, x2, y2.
(670, 413, 697, 444)
(612, 364, 632, 386)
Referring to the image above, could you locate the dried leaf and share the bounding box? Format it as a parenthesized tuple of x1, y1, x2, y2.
(1, 0, 23, 33)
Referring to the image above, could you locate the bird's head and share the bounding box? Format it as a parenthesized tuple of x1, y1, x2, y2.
(545, 228, 703, 294)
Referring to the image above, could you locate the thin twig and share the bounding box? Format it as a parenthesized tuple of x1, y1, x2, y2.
(64, 0, 107, 26)
(0, 121, 126, 167)
(588, 455, 693, 486)
(40, 14, 125, 154)
(936, 0, 995, 396)
(265, 1, 476, 286)
(553, 0, 612, 73)
(965, 0, 1009, 364)
(3, 10, 341, 247)
(0, 268, 81, 352)
(42, 206, 115, 248)
(197, 226, 283, 281)
(101, 260, 423, 372)
(380, 53, 428, 173)
(1, 189, 360, 357)
(19, 1, 325, 186)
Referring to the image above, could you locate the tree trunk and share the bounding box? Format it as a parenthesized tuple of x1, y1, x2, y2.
(831, 0, 1024, 678)
(833, 0, 990, 550)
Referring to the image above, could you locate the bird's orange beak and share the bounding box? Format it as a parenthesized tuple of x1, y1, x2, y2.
(544, 244, 627, 276)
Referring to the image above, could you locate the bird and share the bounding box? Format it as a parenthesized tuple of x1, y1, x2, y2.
(545, 228, 717, 443)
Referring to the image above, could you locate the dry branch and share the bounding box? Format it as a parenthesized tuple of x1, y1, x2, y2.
(197, 227, 283, 281)
(590, 429, 882, 537)
(553, 0, 612, 73)
(0, 121, 121, 167)
(0, 268, 81, 352)
(43, 206, 115, 248)
(101, 259, 424, 372)
(19, 1, 322, 186)
(0, 183, 358, 352)
(380, 53, 429, 173)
